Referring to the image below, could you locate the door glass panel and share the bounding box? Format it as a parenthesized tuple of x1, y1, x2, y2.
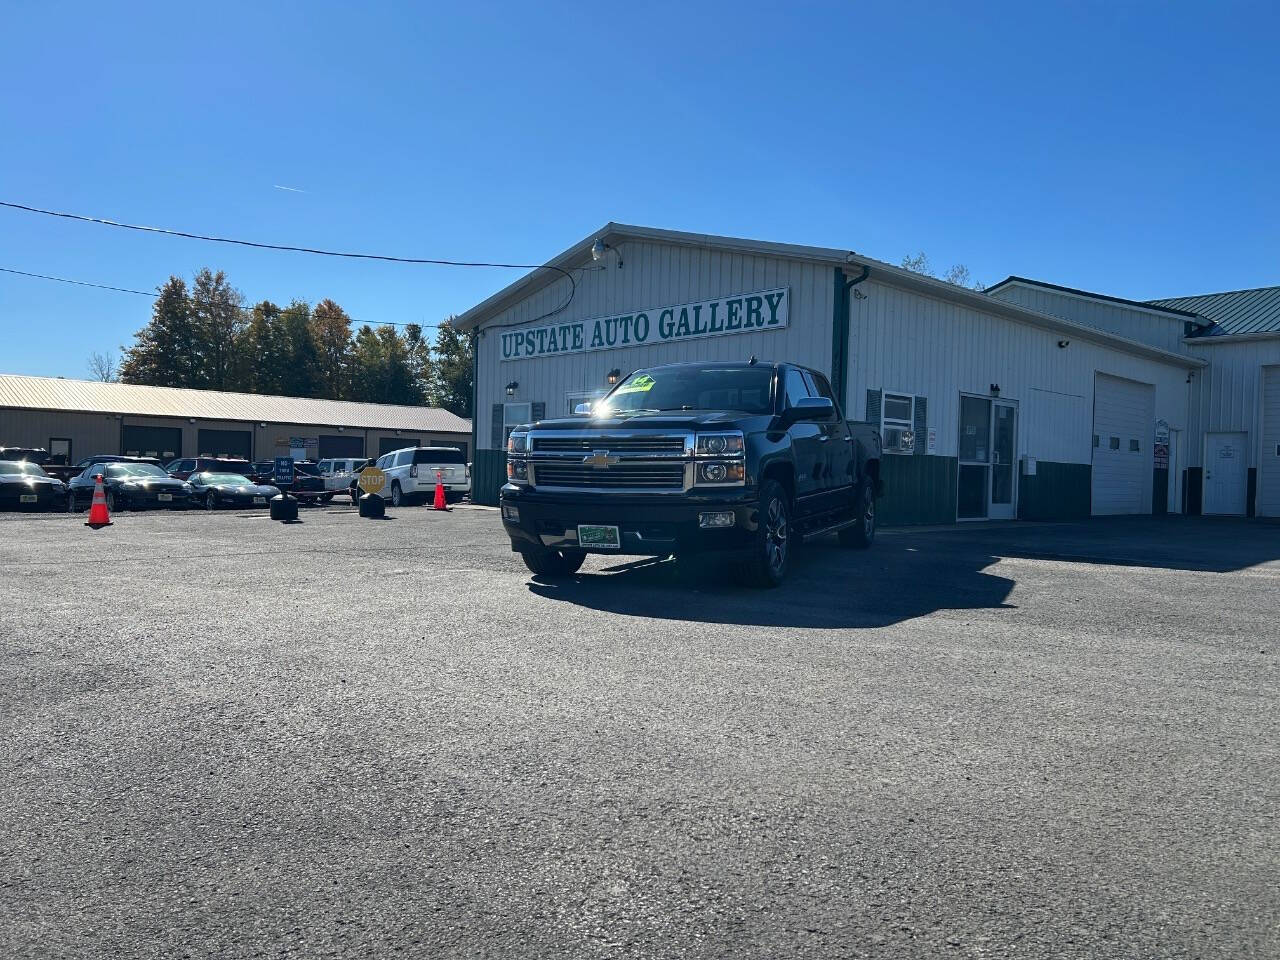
(958, 396, 991, 462)
(958, 465, 989, 519)
(991, 404, 1015, 505)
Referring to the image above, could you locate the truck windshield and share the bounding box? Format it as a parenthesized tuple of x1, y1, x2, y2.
(596, 366, 774, 416)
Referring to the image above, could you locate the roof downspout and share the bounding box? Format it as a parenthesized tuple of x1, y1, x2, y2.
(831, 264, 869, 408)
(469, 329, 480, 457)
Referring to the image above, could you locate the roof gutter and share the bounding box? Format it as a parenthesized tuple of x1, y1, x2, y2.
(831, 263, 869, 404)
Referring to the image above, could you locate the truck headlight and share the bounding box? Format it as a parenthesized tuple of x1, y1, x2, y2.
(507, 459, 528, 482)
(507, 432, 529, 454)
(694, 432, 744, 457)
(696, 461, 745, 485)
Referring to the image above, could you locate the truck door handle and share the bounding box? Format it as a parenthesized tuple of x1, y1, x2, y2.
(819, 434, 830, 442)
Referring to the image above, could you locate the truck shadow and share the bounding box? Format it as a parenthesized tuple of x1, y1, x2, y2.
(526, 539, 1017, 629)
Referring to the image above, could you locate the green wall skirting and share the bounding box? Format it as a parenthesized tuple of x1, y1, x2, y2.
(1017, 461, 1092, 521)
(878, 455, 958, 526)
(473, 449, 507, 506)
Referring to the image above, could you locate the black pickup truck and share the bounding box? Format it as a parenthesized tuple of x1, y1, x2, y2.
(501, 360, 882, 587)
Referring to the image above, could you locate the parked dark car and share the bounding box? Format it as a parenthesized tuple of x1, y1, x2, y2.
(165, 457, 254, 481)
(501, 360, 882, 587)
(0, 446, 54, 464)
(186, 472, 281, 510)
(0, 460, 66, 511)
(66, 462, 194, 512)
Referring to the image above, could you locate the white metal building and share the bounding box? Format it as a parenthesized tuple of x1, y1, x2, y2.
(456, 224, 1206, 524)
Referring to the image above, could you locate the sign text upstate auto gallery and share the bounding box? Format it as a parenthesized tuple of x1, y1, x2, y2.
(499, 287, 790, 361)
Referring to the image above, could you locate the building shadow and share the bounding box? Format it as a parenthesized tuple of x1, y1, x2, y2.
(527, 539, 1017, 629)
(942, 515, 1280, 574)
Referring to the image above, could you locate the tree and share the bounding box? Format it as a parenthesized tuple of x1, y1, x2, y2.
(310, 299, 353, 399)
(119, 276, 200, 386)
(239, 300, 285, 394)
(901, 251, 985, 291)
(189, 268, 246, 390)
(277, 300, 321, 398)
(87, 350, 118, 382)
(424, 317, 473, 418)
(349, 324, 421, 405)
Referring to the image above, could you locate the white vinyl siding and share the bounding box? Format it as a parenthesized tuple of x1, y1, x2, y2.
(1092, 374, 1155, 515)
(475, 238, 834, 445)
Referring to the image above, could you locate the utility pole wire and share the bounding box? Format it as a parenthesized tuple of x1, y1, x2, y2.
(0, 264, 442, 331)
(0, 200, 577, 323)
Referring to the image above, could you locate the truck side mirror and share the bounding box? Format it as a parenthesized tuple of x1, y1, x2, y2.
(782, 396, 835, 425)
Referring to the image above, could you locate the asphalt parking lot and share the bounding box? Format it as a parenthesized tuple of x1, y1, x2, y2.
(2, 505, 1277, 959)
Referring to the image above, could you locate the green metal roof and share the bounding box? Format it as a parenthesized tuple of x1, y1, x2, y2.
(1149, 285, 1280, 337)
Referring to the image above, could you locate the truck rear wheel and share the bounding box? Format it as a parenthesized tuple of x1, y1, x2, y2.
(736, 479, 791, 588)
(521, 546, 586, 578)
(838, 477, 876, 548)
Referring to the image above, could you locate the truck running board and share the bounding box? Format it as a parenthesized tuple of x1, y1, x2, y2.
(800, 515, 860, 542)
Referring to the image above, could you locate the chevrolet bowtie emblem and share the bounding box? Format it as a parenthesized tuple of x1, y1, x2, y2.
(583, 449, 620, 469)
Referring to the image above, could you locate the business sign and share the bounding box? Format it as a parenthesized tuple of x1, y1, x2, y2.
(274, 456, 295, 486)
(1153, 419, 1170, 470)
(499, 287, 790, 362)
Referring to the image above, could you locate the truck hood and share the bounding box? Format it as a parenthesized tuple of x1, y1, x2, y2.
(526, 411, 755, 432)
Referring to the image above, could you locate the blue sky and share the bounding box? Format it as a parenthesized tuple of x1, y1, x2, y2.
(2, 1, 1276, 378)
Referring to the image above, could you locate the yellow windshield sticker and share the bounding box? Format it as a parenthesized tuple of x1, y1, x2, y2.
(613, 374, 655, 396)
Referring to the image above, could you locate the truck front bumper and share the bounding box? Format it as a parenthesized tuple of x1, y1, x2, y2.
(499, 483, 760, 556)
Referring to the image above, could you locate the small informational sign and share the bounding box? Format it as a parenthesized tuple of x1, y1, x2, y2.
(1023, 456, 1038, 476)
(1153, 419, 1170, 470)
(927, 428, 937, 454)
(358, 466, 387, 496)
(274, 456, 294, 486)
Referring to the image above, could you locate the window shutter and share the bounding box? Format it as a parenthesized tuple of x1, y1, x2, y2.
(491, 403, 504, 450)
(531, 401, 545, 423)
(913, 396, 928, 455)
(865, 388, 882, 425)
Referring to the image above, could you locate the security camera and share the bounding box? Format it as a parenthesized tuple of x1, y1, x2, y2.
(1057, 339, 1070, 349)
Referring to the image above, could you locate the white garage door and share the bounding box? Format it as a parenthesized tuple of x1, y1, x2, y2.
(1092, 374, 1155, 515)
(1261, 366, 1280, 517)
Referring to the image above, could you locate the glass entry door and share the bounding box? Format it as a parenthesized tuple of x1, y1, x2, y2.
(957, 396, 1018, 520)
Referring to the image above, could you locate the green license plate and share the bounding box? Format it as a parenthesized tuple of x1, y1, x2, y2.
(20, 494, 37, 503)
(577, 524, 621, 549)
(157, 493, 173, 502)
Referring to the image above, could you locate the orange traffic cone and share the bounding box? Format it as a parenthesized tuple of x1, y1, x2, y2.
(433, 470, 448, 511)
(85, 474, 112, 528)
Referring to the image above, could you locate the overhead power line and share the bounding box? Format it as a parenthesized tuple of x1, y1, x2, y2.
(0, 199, 577, 323)
(0, 263, 443, 331)
(0, 265, 154, 297)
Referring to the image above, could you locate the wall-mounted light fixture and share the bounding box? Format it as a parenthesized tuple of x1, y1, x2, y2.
(337, 426, 345, 432)
(188, 417, 196, 424)
(606, 368, 621, 385)
(591, 239, 624, 269)
(506, 381, 519, 397)
(1057, 339, 1070, 349)
(990, 384, 1001, 396)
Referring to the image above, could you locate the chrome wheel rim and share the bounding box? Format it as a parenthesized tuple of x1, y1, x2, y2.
(765, 496, 788, 573)
(206, 494, 216, 511)
(391, 486, 401, 506)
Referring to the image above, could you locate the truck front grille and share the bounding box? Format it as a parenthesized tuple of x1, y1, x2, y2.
(531, 463, 685, 490)
(531, 435, 687, 456)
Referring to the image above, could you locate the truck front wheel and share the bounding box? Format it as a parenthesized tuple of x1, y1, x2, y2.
(838, 477, 876, 548)
(521, 546, 586, 578)
(737, 479, 791, 588)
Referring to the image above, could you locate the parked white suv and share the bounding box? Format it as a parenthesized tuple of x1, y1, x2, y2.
(376, 446, 470, 506)
(317, 457, 369, 494)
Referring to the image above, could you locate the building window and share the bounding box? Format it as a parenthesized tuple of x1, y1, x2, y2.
(1093, 434, 1100, 448)
(1110, 436, 1120, 450)
(881, 392, 917, 454)
(503, 402, 532, 445)
(566, 390, 605, 415)
(1130, 439, 1140, 452)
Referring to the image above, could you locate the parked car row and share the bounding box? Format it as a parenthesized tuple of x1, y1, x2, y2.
(0, 445, 472, 512)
